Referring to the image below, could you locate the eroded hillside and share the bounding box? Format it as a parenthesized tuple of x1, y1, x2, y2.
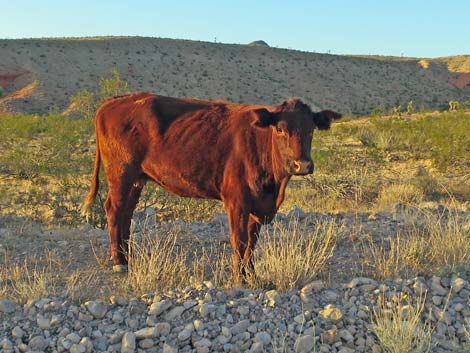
(1, 37, 470, 115)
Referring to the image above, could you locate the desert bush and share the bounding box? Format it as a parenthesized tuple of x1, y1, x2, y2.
(372, 291, 432, 353)
(251, 219, 341, 291)
(69, 88, 96, 119)
(99, 67, 129, 102)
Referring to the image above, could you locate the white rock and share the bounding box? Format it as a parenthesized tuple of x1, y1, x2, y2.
(254, 331, 271, 344)
(139, 338, 154, 349)
(135, 327, 157, 339)
(265, 290, 281, 306)
(178, 329, 192, 341)
(193, 319, 204, 331)
(294, 334, 315, 353)
(70, 343, 86, 353)
(149, 299, 172, 316)
(37, 315, 51, 330)
(339, 329, 354, 342)
(319, 304, 343, 322)
(230, 319, 250, 335)
(121, 332, 136, 353)
(163, 343, 178, 353)
(155, 322, 171, 336)
(0, 299, 16, 313)
(165, 306, 185, 320)
(451, 278, 466, 293)
(85, 300, 108, 319)
(12, 326, 25, 339)
(66, 333, 81, 344)
(28, 336, 48, 351)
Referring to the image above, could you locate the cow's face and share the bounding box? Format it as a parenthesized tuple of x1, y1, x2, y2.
(254, 99, 341, 176)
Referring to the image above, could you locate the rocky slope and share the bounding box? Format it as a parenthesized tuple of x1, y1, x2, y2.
(1, 37, 470, 115)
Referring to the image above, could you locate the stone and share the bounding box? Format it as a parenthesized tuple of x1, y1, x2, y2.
(254, 331, 271, 344)
(251, 342, 264, 353)
(451, 278, 466, 293)
(193, 319, 204, 331)
(339, 329, 354, 342)
(0, 299, 16, 313)
(12, 326, 25, 339)
(149, 299, 172, 316)
(139, 338, 154, 349)
(135, 327, 157, 339)
(178, 329, 192, 341)
(301, 280, 325, 293)
(84, 300, 108, 319)
(70, 343, 86, 353)
(294, 334, 315, 353)
(66, 332, 81, 344)
(28, 336, 48, 351)
(121, 332, 136, 353)
(320, 304, 343, 322)
(321, 328, 339, 344)
(288, 207, 307, 219)
(265, 290, 281, 306)
(231, 319, 250, 335)
(432, 295, 443, 306)
(110, 295, 128, 306)
(163, 343, 178, 353)
(155, 322, 171, 336)
(165, 305, 185, 320)
(37, 315, 51, 330)
(431, 276, 448, 296)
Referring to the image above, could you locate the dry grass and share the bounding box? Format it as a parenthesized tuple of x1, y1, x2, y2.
(363, 208, 470, 280)
(0, 249, 103, 303)
(372, 291, 432, 353)
(251, 219, 341, 291)
(376, 184, 424, 209)
(126, 225, 231, 294)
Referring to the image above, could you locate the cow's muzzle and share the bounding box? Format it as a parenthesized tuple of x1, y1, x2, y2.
(291, 159, 314, 175)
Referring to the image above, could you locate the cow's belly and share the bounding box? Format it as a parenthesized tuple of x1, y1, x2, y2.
(142, 163, 221, 200)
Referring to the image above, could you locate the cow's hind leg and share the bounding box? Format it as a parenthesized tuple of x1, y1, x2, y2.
(224, 203, 249, 285)
(121, 177, 146, 263)
(104, 176, 134, 272)
(243, 216, 262, 278)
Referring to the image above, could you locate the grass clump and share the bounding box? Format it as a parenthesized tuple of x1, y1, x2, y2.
(376, 184, 424, 209)
(251, 219, 340, 291)
(363, 208, 470, 280)
(372, 291, 432, 353)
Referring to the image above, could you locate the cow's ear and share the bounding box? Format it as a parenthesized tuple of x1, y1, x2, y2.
(252, 108, 277, 128)
(312, 110, 342, 130)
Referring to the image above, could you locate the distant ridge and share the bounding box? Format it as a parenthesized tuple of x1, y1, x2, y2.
(0, 36, 469, 115)
(248, 40, 270, 47)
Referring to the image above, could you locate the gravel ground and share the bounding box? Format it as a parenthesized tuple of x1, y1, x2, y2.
(1, 202, 469, 352)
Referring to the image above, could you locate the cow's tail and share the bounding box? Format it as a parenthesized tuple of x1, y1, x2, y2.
(82, 131, 101, 222)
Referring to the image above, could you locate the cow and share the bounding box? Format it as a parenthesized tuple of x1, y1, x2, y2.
(82, 92, 341, 283)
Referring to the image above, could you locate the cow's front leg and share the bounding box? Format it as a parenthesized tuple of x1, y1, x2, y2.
(224, 203, 250, 284)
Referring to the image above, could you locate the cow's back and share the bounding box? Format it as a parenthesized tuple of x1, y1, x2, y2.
(95, 93, 250, 200)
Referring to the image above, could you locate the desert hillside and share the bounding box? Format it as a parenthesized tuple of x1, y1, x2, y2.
(1, 37, 470, 115)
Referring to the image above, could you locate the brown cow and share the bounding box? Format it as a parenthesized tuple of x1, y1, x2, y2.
(82, 93, 341, 283)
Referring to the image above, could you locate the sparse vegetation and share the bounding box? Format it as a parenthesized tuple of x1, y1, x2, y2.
(372, 291, 432, 353)
(251, 219, 341, 291)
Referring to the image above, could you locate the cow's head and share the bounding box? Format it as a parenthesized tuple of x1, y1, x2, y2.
(253, 99, 341, 175)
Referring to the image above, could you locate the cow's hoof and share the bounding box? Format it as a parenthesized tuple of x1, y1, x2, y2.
(112, 264, 128, 273)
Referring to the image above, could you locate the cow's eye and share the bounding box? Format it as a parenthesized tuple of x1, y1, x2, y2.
(276, 127, 284, 134)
